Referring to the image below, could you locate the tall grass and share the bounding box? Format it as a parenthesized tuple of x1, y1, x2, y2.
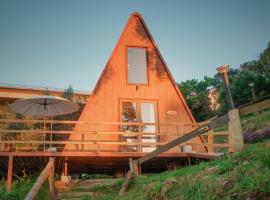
(0, 175, 50, 200)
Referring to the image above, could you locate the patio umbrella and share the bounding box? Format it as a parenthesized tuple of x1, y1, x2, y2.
(8, 95, 79, 116)
(8, 95, 80, 149)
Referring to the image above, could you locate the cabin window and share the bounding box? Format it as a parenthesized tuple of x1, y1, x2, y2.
(127, 47, 148, 84)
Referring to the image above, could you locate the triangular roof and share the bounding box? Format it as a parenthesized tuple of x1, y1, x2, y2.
(90, 12, 196, 123)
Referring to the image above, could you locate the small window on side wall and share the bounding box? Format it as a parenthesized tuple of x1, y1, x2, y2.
(127, 47, 148, 84)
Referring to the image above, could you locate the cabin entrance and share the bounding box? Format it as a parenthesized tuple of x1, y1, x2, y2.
(120, 100, 158, 152)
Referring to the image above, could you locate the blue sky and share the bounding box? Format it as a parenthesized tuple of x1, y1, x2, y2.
(0, 0, 270, 92)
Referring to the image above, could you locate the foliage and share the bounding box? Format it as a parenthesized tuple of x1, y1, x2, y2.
(178, 77, 216, 122)
(62, 85, 74, 101)
(178, 41, 270, 120)
(0, 175, 50, 200)
(5, 114, 29, 140)
(240, 41, 270, 77)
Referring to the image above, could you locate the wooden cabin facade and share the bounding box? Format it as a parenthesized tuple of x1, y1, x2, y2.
(0, 13, 234, 180)
(65, 12, 205, 155)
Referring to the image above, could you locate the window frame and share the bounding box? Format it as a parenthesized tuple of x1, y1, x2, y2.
(125, 46, 149, 85)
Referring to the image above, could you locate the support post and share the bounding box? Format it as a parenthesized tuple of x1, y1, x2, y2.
(132, 160, 141, 175)
(216, 64, 235, 109)
(228, 109, 244, 151)
(64, 157, 68, 176)
(129, 158, 134, 173)
(217, 64, 244, 152)
(49, 157, 55, 200)
(7, 155, 13, 192)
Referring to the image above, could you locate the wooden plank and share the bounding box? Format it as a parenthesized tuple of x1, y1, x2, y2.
(0, 151, 190, 157)
(64, 157, 68, 176)
(0, 140, 166, 146)
(119, 170, 132, 196)
(207, 130, 214, 153)
(7, 155, 13, 192)
(24, 159, 53, 200)
(0, 119, 198, 126)
(239, 98, 270, 116)
(137, 114, 229, 165)
(49, 157, 55, 200)
(0, 130, 180, 136)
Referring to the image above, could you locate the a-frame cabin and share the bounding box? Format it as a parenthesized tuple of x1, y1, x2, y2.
(64, 12, 206, 174)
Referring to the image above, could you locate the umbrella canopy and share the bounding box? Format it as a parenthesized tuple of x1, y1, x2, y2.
(8, 95, 80, 116)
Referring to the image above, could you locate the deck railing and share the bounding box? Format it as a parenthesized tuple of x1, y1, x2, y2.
(0, 119, 233, 154)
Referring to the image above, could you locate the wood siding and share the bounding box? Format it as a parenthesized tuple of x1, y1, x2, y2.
(66, 12, 205, 152)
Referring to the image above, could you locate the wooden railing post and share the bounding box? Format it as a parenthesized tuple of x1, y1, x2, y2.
(49, 157, 55, 200)
(7, 155, 13, 192)
(228, 109, 244, 151)
(228, 128, 234, 153)
(207, 130, 214, 153)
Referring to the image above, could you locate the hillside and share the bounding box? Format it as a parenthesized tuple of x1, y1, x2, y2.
(73, 139, 270, 200)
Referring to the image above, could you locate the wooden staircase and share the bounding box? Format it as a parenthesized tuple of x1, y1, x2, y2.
(57, 179, 118, 200)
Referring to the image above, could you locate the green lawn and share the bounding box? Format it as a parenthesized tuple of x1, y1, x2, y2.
(89, 139, 270, 200)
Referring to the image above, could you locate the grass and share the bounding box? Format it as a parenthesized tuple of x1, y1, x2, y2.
(214, 108, 270, 133)
(88, 139, 270, 200)
(0, 175, 50, 200)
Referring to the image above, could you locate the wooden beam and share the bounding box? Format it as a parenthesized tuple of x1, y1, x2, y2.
(24, 159, 54, 200)
(137, 114, 229, 165)
(129, 158, 133, 173)
(49, 157, 55, 200)
(132, 160, 140, 175)
(64, 157, 68, 176)
(0, 151, 190, 157)
(119, 170, 132, 196)
(7, 155, 13, 192)
(207, 130, 214, 153)
(239, 97, 270, 116)
(229, 109, 244, 151)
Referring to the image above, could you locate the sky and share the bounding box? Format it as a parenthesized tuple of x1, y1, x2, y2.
(0, 0, 270, 92)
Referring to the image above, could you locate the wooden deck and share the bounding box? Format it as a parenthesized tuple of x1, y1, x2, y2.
(0, 119, 231, 175)
(0, 152, 222, 175)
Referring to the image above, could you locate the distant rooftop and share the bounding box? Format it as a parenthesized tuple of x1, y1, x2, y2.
(0, 83, 90, 95)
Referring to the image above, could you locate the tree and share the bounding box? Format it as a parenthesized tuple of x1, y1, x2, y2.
(62, 85, 74, 101)
(178, 77, 215, 122)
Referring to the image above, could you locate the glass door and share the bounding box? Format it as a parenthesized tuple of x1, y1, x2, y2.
(140, 102, 157, 152)
(121, 100, 157, 152)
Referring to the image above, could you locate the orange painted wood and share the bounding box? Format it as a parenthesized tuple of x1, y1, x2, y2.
(64, 157, 68, 176)
(7, 155, 13, 192)
(49, 157, 55, 199)
(65, 12, 205, 152)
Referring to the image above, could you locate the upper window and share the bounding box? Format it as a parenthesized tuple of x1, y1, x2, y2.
(127, 47, 148, 84)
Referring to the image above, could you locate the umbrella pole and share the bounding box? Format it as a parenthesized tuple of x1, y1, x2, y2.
(50, 119, 52, 148)
(44, 116, 46, 151)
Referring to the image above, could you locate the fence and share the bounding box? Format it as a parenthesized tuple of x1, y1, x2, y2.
(0, 119, 233, 154)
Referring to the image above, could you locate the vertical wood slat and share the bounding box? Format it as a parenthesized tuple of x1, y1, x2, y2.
(64, 157, 68, 176)
(49, 157, 55, 200)
(228, 128, 234, 153)
(208, 130, 214, 153)
(7, 155, 13, 192)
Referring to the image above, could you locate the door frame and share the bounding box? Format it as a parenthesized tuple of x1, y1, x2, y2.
(118, 98, 159, 152)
